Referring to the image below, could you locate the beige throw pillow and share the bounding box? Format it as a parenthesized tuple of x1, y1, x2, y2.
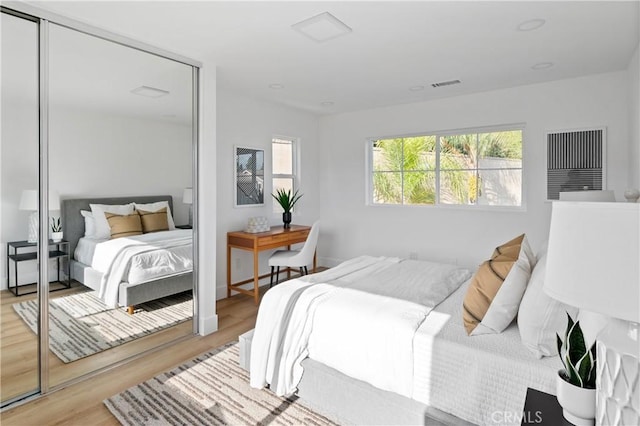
(463, 234, 534, 336)
(137, 207, 169, 234)
(105, 212, 143, 239)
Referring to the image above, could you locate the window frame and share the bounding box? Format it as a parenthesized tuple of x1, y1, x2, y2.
(272, 135, 300, 213)
(366, 123, 526, 211)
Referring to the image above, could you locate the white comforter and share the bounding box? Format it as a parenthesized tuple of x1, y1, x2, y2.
(92, 230, 192, 308)
(250, 255, 471, 397)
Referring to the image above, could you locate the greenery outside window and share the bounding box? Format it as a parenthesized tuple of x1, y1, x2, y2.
(272, 137, 298, 212)
(370, 127, 523, 207)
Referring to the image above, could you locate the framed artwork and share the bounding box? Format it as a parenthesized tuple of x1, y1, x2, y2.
(234, 146, 265, 207)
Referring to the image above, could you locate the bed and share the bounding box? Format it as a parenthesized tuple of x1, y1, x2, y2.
(62, 195, 193, 313)
(249, 254, 562, 426)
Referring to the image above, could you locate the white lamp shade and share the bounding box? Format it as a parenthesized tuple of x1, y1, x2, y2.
(19, 190, 38, 211)
(183, 187, 193, 204)
(559, 190, 615, 202)
(544, 202, 640, 323)
(19, 190, 61, 211)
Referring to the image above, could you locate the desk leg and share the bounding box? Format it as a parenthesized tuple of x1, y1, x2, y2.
(253, 249, 259, 305)
(286, 244, 291, 280)
(227, 243, 231, 298)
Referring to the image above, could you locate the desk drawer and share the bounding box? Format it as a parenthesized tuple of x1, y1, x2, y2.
(258, 230, 309, 246)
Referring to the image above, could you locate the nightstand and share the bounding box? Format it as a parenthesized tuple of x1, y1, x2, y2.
(6, 240, 72, 296)
(175, 224, 192, 229)
(522, 388, 575, 425)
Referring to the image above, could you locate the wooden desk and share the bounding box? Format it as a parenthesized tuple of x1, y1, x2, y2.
(227, 224, 315, 305)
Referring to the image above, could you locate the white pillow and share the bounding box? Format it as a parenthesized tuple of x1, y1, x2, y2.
(518, 252, 578, 358)
(90, 203, 135, 239)
(466, 234, 535, 336)
(80, 210, 96, 237)
(134, 201, 176, 230)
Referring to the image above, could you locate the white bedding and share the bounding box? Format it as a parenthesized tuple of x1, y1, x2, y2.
(413, 280, 561, 425)
(77, 230, 193, 308)
(250, 255, 562, 426)
(250, 256, 471, 397)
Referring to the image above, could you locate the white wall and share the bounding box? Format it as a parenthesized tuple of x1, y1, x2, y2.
(628, 44, 640, 190)
(49, 106, 193, 224)
(317, 71, 631, 270)
(216, 87, 320, 298)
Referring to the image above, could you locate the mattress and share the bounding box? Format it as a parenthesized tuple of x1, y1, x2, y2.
(412, 280, 562, 425)
(74, 230, 193, 286)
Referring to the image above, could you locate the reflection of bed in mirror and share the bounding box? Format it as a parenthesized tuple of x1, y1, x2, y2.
(62, 195, 193, 314)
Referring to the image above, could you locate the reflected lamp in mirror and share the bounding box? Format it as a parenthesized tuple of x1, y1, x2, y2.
(183, 187, 193, 227)
(19, 190, 61, 243)
(544, 201, 640, 426)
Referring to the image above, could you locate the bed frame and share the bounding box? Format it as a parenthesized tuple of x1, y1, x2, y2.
(61, 195, 193, 313)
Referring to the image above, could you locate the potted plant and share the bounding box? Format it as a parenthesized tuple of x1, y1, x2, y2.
(272, 188, 303, 229)
(51, 217, 63, 242)
(555, 313, 597, 426)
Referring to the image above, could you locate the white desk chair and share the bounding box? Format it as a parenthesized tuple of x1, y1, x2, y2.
(269, 221, 320, 287)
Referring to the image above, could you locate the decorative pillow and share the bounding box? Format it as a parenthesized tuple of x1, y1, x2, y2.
(90, 203, 135, 239)
(518, 253, 578, 358)
(463, 234, 534, 335)
(134, 201, 176, 230)
(137, 207, 169, 233)
(80, 210, 96, 238)
(104, 212, 143, 239)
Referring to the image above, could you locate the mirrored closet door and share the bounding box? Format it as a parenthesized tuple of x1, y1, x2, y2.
(47, 23, 196, 388)
(1, 10, 41, 405)
(1, 6, 199, 406)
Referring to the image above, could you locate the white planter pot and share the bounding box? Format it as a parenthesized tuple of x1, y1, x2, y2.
(51, 232, 63, 242)
(557, 371, 596, 426)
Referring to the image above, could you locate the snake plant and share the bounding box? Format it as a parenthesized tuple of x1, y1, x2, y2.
(272, 188, 303, 213)
(556, 313, 597, 389)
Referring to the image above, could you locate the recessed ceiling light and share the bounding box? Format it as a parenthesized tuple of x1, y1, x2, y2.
(531, 62, 554, 70)
(292, 12, 352, 43)
(409, 86, 425, 92)
(517, 19, 546, 31)
(131, 85, 169, 98)
(321, 101, 334, 106)
(269, 83, 284, 89)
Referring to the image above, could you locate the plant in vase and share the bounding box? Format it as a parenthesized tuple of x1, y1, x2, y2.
(555, 313, 597, 426)
(272, 188, 303, 229)
(51, 217, 63, 242)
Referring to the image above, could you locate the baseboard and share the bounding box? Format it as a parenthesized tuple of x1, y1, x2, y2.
(318, 256, 344, 268)
(198, 313, 218, 336)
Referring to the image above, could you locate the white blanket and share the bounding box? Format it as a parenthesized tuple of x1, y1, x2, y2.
(250, 256, 471, 397)
(92, 230, 192, 308)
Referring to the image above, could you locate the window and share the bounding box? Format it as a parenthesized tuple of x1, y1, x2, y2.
(272, 137, 298, 212)
(370, 127, 523, 207)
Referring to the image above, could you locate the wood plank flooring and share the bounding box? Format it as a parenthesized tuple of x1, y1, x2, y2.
(1, 288, 263, 425)
(1, 282, 193, 402)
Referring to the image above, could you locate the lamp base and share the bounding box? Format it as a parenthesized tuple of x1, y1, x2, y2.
(596, 319, 640, 426)
(27, 211, 38, 243)
(188, 205, 193, 227)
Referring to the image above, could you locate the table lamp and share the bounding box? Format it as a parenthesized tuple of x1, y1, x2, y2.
(544, 201, 640, 425)
(19, 190, 61, 243)
(183, 187, 193, 227)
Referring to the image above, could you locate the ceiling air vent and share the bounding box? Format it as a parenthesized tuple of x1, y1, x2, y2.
(431, 79, 461, 88)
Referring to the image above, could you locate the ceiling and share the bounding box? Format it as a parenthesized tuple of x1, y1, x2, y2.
(21, 1, 640, 116)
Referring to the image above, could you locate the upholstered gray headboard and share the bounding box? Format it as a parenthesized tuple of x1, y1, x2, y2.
(61, 195, 173, 260)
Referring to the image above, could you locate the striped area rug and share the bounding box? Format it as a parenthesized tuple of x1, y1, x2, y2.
(13, 291, 192, 363)
(104, 342, 338, 426)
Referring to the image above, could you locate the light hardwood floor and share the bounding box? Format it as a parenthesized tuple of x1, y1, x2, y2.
(1, 282, 193, 401)
(1, 288, 262, 425)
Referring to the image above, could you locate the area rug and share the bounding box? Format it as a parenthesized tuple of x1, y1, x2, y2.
(104, 342, 337, 426)
(13, 290, 192, 363)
